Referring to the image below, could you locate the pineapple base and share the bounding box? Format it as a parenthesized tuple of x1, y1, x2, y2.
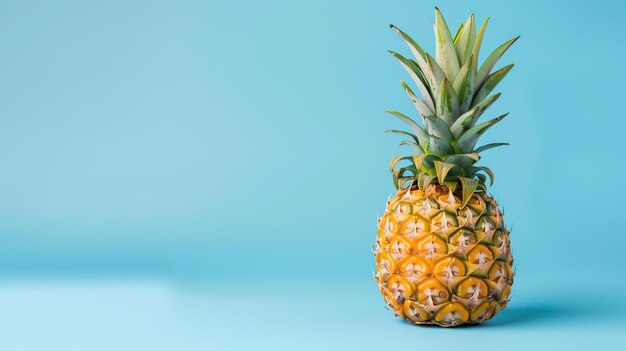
(374, 184, 513, 327)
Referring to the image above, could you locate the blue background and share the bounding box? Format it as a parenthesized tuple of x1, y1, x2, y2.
(0, 0, 624, 349)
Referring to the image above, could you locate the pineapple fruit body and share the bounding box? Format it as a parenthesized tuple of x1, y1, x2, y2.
(377, 8, 518, 326)
(374, 184, 513, 326)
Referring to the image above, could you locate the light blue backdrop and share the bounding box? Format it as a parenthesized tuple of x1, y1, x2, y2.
(0, 0, 624, 350)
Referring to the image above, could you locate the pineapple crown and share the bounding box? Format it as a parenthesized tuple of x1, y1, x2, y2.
(387, 7, 518, 204)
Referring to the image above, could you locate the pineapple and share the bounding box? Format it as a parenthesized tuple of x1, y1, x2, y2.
(374, 8, 518, 327)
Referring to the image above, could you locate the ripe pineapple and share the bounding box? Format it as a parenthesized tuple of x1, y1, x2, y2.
(374, 8, 518, 327)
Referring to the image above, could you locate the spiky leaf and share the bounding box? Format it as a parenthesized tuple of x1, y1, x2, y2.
(389, 24, 427, 60)
(451, 93, 501, 137)
(389, 51, 435, 110)
(455, 113, 508, 153)
(389, 156, 415, 173)
(436, 78, 460, 126)
(474, 64, 514, 104)
(445, 153, 480, 167)
(393, 166, 417, 190)
(386, 110, 429, 146)
(434, 160, 456, 184)
(473, 143, 509, 154)
(468, 93, 501, 123)
(471, 17, 490, 73)
(455, 14, 476, 65)
(414, 154, 441, 171)
(458, 176, 479, 207)
(396, 177, 416, 190)
(476, 36, 520, 89)
(452, 23, 464, 45)
(385, 129, 419, 143)
(453, 56, 475, 113)
(467, 166, 495, 185)
(428, 135, 455, 155)
(417, 173, 437, 190)
(425, 115, 453, 140)
(475, 166, 494, 185)
(434, 7, 460, 80)
(450, 107, 479, 138)
(390, 25, 431, 82)
(425, 54, 446, 101)
(445, 180, 458, 192)
(401, 81, 435, 120)
(399, 140, 425, 155)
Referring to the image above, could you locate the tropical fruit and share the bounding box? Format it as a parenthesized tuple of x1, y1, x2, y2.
(374, 8, 517, 327)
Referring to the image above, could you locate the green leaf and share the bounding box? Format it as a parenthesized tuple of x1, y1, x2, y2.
(428, 135, 455, 156)
(425, 54, 446, 102)
(477, 166, 495, 186)
(455, 14, 476, 65)
(452, 23, 464, 45)
(433, 160, 456, 184)
(385, 129, 419, 144)
(468, 166, 495, 186)
(458, 176, 479, 207)
(475, 173, 487, 185)
(471, 17, 490, 74)
(389, 24, 427, 60)
(450, 107, 479, 138)
(445, 180, 458, 192)
(475, 92, 502, 107)
(474, 64, 514, 104)
(453, 56, 475, 113)
(436, 78, 460, 126)
(444, 153, 480, 167)
(468, 92, 502, 125)
(471, 92, 501, 112)
(389, 156, 415, 173)
(396, 176, 416, 190)
(401, 81, 435, 120)
(418, 173, 437, 190)
(455, 113, 508, 153)
(399, 140, 425, 155)
(393, 166, 417, 190)
(434, 7, 460, 80)
(414, 154, 441, 171)
(473, 142, 509, 154)
(425, 115, 453, 140)
(450, 93, 501, 137)
(476, 36, 520, 89)
(389, 25, 431, 83)
(386, 110, 429, 146)
(396, 165, 418, 175)
(389, 51, 435, 110)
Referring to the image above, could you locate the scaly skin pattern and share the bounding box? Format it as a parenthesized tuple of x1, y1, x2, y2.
(374, 184, 513, 327)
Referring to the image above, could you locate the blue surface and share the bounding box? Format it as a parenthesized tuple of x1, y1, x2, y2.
(0, 277, 624, 350)
(0, 0, 624, 349)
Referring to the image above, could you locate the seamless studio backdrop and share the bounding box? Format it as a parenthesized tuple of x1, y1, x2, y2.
(0, 0, 624, 350)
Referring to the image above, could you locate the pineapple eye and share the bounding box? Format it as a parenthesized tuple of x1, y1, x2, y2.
(493, 230, 504, 244)
(468, 194, 482, 206)
(476, 215, 496, 232)
(459, 206, 476, 218)
(395, 201, 412, 216)
(450, 229, 477, 254)
(423, 197, 440, 210)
